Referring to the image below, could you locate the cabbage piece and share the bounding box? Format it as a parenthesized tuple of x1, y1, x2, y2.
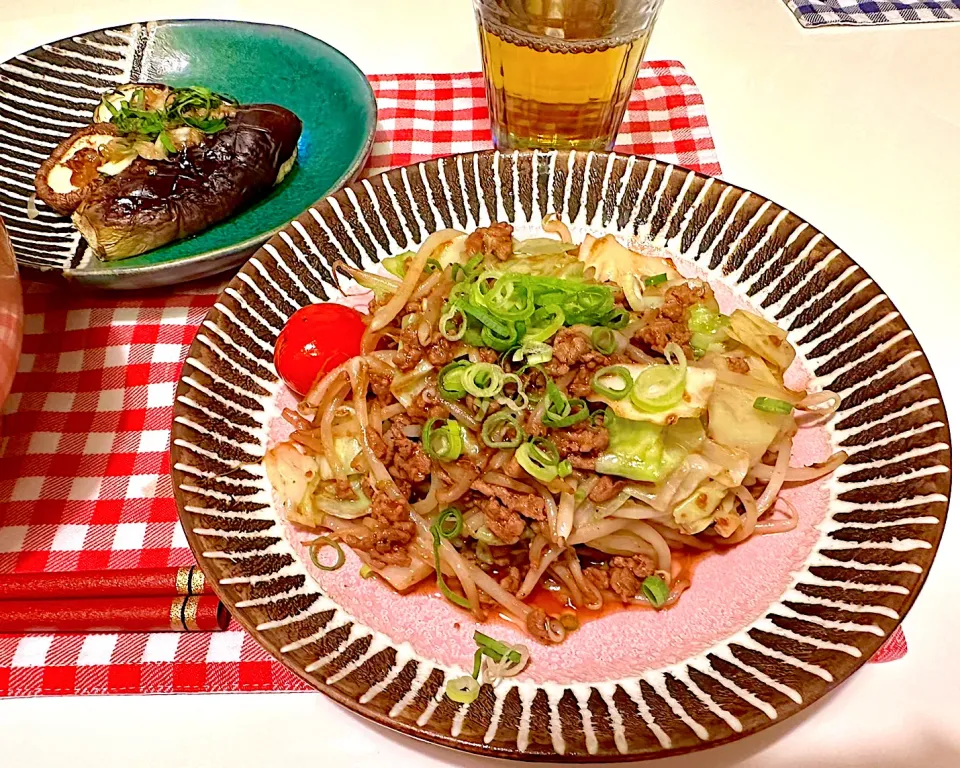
(381, 250, 415, 278)
(390, 359, 434, 407)
(498, 252, 584, 279)
(433, 235, 468, 268)
(579, 235, 681, 311)
(264, 442, 319, 513)
(588, 363, 716, 425)
(700, 439, 751, 487)
(596, 412, 666, 483)
(707, 381, 791, 464)
(359, 555, 434, 592)
(513, 237, 579, 257)
(673, 481, 728, 534)
(727, 309, 796, 372)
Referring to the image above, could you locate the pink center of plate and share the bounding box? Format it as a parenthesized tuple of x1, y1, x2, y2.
(269, 263, 835, 684)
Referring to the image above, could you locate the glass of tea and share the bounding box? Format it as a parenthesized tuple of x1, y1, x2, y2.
(474, 0, 666, 151)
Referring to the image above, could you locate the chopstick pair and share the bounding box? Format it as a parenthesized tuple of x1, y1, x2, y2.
(0, 566, 229, 633)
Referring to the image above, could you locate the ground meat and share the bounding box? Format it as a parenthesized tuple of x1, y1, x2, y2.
(588, 476, 626, 504)
(396, 326, 424, 371)
(726, 355, 750, 374)
(426, 337, 458, 366)
(464, 222, 514, 261)
(381, 416, 431, 490)
(634, 316, 692, 356)
(567, 456, 598, 471)
(346, 491, 417, 567)
(480, 497, 526, 545)
(608, 554, 656, 601)
(473, 480, 546, 521)
(498, 566, 522, 595)
(544, 329, 607, 377)
(568, 367, 595, 398)
(583, 566, 610, 592)
(334, 478, 357, 501)
(473, 347, 499, 364)
(552, 424, 609, 457)
(407, 387, 449, 422)
(633, 283, 708, 356)
(525, 607, 552, 642)
(370, 373, 394, 405)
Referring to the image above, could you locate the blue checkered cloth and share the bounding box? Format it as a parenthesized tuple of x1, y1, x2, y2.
(785, 0, 960, 26)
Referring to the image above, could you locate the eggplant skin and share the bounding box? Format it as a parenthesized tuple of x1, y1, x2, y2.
(73, 104, 302, 261)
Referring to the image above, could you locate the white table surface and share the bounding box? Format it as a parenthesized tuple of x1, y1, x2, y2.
(1, 0, 958, 765)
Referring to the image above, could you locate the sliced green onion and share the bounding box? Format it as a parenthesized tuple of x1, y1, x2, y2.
(475, 634, 521, 665)
(474, 631, 523, 664)
(445, 675, 480, 703)
(430, 511, 471, 609)
(458, 299, 511, 337)
(498, 373, 529, 411)
(510, 339, 553, 366)
(591, 327, 617, 355)
(644, 273, 668, 287)
(592, 365, 633, 400)
(422, 418, 464, 462)
(523, 304, 564, 343)
(557, 459, 573, 478)
(486, 275, 536, 322)
(359, 564, 375, 579)
(452, 254, 484, 283)
(438, 360, 470, 400)
(436, 507, 464, 539)
(630, 344, 687, 412)
(157, 131, 176, 153)
(529, 436, 560, 466)
(603, 307, 630, 330)
(471, 647, 485, 679)
(439, 304, 467, 341)
(642, 575, 669, 608)
(480, 322, 520, 352)
(307, 537, 345, 572)
(516, 437, 561, 483)
(481, 412, 525, 448)
(753, 396, 794, 414)
(425, 257, 443, 273)
(462, 363, 505, 398)
(542, 378, 589, 428)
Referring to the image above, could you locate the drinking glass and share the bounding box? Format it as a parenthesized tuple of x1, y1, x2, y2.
(474, 0, 667, 151)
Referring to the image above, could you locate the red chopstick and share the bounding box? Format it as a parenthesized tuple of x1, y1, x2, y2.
(0, 566, 213, 601)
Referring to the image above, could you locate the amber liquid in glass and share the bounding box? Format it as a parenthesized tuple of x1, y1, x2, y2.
(477, 0, 655, 151)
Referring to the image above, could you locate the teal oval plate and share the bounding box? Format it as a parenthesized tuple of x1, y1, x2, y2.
(0, 19, 376, 289)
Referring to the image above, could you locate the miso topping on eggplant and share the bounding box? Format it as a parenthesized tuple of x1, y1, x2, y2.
(33, 84, 302, 261)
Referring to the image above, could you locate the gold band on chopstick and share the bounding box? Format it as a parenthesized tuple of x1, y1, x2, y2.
(168, 596, 202, 631)
(175, 566, 191, 595)
(183, 596, 201, 631)
(188, 568, 205, 596)
(169, 596, 183, 630)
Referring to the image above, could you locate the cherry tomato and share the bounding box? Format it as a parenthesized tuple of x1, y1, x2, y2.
(274, 303, 366, 395)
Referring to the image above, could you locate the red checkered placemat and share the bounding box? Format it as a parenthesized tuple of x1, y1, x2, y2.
(0, 63, 904, 698)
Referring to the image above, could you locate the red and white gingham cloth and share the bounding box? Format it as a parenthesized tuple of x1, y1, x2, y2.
(0, 64, 904, 698)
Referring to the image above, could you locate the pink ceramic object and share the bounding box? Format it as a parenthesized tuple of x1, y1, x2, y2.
(0, 217, 22, 414)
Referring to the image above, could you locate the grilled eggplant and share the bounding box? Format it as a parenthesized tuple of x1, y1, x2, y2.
(33, 84, 302, 261)
(72, 105, 301, 260)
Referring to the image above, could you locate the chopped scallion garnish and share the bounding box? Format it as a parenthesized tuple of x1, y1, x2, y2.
(644, 273, 668, 287)
(591, 365, 633, 401)
(753, 396, 794, 414)
(307, 537, 345, 572)
(641, 575, 669, 608)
